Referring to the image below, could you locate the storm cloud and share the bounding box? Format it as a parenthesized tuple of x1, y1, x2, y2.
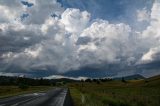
(0, 0, 160, 78)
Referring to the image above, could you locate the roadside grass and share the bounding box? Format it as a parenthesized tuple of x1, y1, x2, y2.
(69, 88, 83, 106)
(69, 79, 160, 106)
(0, 86, 54, 99)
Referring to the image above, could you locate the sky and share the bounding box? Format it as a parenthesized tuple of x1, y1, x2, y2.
(0, 0, 160, 78)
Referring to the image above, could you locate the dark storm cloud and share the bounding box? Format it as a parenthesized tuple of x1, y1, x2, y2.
(76, 36, 91, 45)
(0, 0, 21, 7)
(0, 27, 44, 54)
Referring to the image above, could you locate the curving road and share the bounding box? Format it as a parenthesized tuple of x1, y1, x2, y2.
(0, 88, 72, 106)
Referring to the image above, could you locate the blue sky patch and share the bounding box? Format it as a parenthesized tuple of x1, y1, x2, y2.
(20, 13, 29, 21)
(21, 1, 34, 7)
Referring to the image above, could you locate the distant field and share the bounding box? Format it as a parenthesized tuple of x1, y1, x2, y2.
(69, 75, 160, 106)
(0, 86, 53, 98)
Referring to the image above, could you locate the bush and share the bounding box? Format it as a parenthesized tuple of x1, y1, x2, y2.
(122, 77, 127, 83)
(18, 83, 29, 90)
(85, 79, 92, 82)
(96, 80, 101, 84)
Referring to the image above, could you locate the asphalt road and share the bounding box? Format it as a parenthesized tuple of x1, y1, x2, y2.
(0, 88, 72, 106)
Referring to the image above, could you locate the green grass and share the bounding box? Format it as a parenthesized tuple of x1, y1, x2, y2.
(69, 76, 160, 106)
(0, 86, 54, 99)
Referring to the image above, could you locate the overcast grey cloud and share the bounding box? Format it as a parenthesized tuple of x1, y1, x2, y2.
(0, 0, 160, 78)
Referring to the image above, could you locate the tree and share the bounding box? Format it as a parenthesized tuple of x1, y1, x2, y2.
(85, 78, 92, 82)
(122, 77, 126, 83)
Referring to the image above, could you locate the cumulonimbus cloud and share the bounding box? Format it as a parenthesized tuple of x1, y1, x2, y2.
(0, 0, 160, 77)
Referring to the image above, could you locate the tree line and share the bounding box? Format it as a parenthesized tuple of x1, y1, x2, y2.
(0, 76, 78, 86)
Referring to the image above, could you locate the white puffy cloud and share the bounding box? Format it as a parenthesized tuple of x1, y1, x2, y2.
(0, 5, 18, 23)
(24, 46, 42, 58)
(140, 47, 160, 63)
(139, 0, 160, 64)
(137, 8, 150, 22)
(61, 8, 90, 33)
(151, 0, 160, 22)
(77, 20, 132, 65)
(23, 0, 64, 24)
(0, 0, 64, 24)
(0, 72, 19, 77)
(44, 75, 88, 80)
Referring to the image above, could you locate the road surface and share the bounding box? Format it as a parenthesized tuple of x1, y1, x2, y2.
(0, 88, 72, 106)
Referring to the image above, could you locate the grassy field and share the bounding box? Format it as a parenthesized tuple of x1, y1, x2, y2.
(69, 75, 160, 106)
(0, 86, 54, 98)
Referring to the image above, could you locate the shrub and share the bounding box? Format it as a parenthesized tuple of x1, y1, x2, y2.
(122, 77, 127, 83)
(18, 83, 29, 90)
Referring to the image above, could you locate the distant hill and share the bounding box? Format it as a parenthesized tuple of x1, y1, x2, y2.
(147, 74, 160, 81)
(114, 74, 145, 80)
(143, 74, 160, 87)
